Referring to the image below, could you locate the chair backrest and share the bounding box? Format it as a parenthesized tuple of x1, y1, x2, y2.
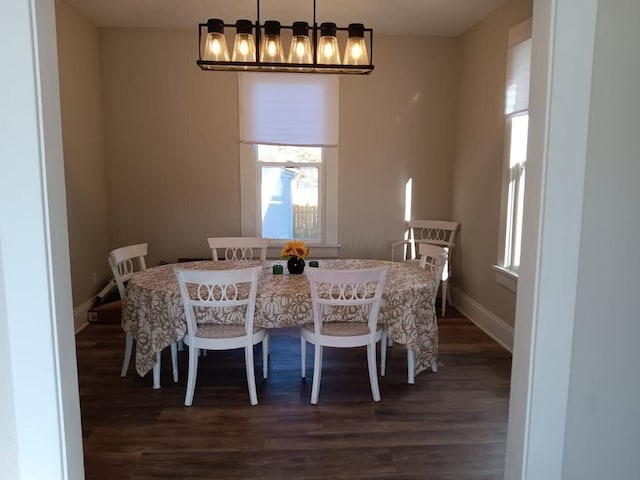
(307, 267, 388, 338)
(418, 243, 448, 294)
(408, 220, 459, 260)
(108, 243, 148, 298)
(207, 237, 269, 261)
(175, 266, 261, 340)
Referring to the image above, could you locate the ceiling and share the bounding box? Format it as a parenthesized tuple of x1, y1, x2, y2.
(61, 0, 508, 37)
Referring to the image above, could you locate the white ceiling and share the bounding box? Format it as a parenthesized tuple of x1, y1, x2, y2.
(61, 0, 508, 36)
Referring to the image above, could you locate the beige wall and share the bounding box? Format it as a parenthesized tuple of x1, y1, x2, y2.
(452, 0, 533, 326)
(56, 1, 110, 307)
(100, 29, 240, 266)
(340, 35, 459, 259)
(100, 30, 460, 265)
(58, 6, 526, 317)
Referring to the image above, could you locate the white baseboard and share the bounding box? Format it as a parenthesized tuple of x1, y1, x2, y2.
(74, 297, 94, 334)
(450, 286, 514, 353)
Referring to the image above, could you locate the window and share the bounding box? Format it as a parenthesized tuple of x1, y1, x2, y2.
(258, 145, 322, 241)
(496, 18, 532, 290)
(503, 113, 528, 270)
(239, 73, 339, 253)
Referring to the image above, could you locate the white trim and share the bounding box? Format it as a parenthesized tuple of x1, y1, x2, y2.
(505, 0, 597, 478)
(74, 298, 95, 333)
(240, 143, 259, 236)
(508, 17, 533, 48)
(450, 286, 514, 353)
(493, 264, 518, 292)
(266, 245, 339, 259)
(323, 148, 339, 246)
(1, 0, 84, 477)
(497, 116, 512, 267)
(240, 144, 338, 245)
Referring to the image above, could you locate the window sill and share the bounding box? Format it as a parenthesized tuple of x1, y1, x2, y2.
(267, 244, 340, 259)
(492, 265, 518, 292)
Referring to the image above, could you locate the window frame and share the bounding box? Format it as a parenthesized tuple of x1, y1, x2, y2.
(240, 143, 339, 257)
(496, 112, 529, 291)
(257, 146, 324, 243)
(496, 18, 532, 292)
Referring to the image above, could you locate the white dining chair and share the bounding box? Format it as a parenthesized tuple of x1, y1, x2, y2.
(382, 243, 446, 384)
(207, 237, 269, 261)
(175, 266, 269, 406)
(301, 266, 388, 404)
(108, 243, 178, 389)
(390, 219, 459, 315)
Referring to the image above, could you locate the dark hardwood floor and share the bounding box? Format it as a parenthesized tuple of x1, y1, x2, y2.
(76, 307, 512, 479)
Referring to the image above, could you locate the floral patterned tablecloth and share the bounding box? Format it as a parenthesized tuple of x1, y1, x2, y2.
(122, 259, 438, 378)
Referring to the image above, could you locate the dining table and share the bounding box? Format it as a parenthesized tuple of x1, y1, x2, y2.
(121, 258, 439, 383)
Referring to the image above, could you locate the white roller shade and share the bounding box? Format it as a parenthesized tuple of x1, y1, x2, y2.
(239, 73, 339, 146)
(505, 18, 532, 115)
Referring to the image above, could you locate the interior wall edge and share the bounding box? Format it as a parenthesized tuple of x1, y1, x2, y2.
(73, 297, 94, 333)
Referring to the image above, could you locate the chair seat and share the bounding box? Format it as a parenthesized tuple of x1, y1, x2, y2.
(302, 321, 373, 337)
(196, 323, 264, 339)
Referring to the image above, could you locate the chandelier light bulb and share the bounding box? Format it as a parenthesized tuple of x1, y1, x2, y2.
(203, 19, 230, 62)
(288, 22, 312, 65)
(344, 23, 369, 65)
(239, 39, 250, 56)
(323, 43, 334, 57)
(260, 20, 284, 63)
(317, 22, 341, 65)
(232, 19, 256, 63)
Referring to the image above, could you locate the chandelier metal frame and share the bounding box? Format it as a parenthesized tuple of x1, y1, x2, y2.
(196, 0, 374, 74)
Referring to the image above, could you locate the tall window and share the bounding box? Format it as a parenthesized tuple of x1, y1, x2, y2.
(239, 73, 339, 248)
(497, 18, 531, 284)
(504, 113, 528, 270)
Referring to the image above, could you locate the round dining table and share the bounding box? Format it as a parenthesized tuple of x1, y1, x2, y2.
(122, 259, 439, 381)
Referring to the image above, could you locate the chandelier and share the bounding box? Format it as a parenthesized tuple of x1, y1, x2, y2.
(197, 0, 374, 75)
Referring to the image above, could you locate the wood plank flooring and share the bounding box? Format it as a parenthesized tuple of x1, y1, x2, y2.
(76, 308, 512, 479)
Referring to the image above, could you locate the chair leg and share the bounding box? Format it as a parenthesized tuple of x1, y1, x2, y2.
(264, 330, 270, 357)
(431, 359, 438, 373)
(300, 331, 306, 379)
(380, 331, 387, 377)
(245, 344, 258, 406)
(310, 344, 323, 405)
(170, 342, 178, 383)
(121, 334, 134, 377)
(184, 346, 199, 406)
(177, 338, 184, 351)
(152, 352, 161, 389)
(407, 349, 415, 384)
(441, 280, 448, 316)
(367, 344, 381, 402)
(262, 333, 269, 379)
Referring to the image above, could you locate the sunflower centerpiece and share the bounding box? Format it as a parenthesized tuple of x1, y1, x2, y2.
(281, 241, 310, 274)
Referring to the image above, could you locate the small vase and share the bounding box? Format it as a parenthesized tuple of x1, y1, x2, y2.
(287, 256, 305, 274)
